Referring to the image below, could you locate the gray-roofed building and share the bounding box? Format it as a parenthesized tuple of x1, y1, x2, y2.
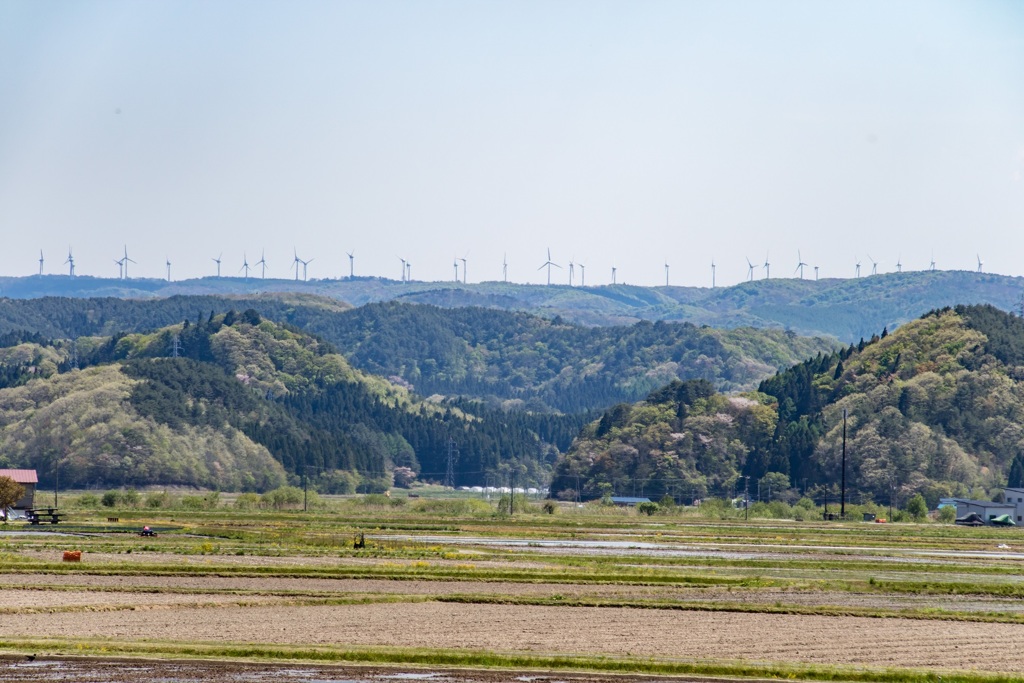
(952, 498, 1014, 525)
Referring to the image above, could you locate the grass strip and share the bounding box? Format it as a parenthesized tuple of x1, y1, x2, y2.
(0, 638, 1019, 683)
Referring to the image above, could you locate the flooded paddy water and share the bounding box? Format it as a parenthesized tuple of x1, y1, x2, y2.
(0, 659, 707, 683)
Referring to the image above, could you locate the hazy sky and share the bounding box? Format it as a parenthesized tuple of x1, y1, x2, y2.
(1, 0, 1022, 286)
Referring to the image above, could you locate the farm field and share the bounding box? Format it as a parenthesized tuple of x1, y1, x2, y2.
(3, 498, 1024, 682)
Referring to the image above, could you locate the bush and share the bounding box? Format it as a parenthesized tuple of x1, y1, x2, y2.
(360, 493, 405, 508)
(145, 492, 173, 509)
(496, 494, 537, 515)
(542, 500, 558, 515)
(412, 498, 490, 515)
(356, 478, 391, 494)
(178, 492, 220, 510)
(260, 486, 304, 510)
(315, 470, 359, 495)
(698, 497, 732, 519)
(102, 489, 140, 509)
(234, 492, 261, 510)
(905, 493, 928, 521)
(637, 501, 660, 516)
(75, 493, 100, 508)
(938, 505, 956, 523)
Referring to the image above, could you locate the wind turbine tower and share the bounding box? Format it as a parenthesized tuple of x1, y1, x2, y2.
(166, 257, 172, 282)
(896, 255, 903, 273)
(855, 258, 862, 278)
(502, 254, 508, 283)
(711, 259, 716, 288)
(814, 265, 819, 281)
(122, 246, 136, 279)
(38, 250, 44, 276)
(568, 259, 575, 286)
(929, 252, 936, 271)
(65, 248, 75, 277)
(611, 266, 617, 285)
(293, 250, 302, 281)
(346, 251, 355, 279)
(868, 254, 878, 275)
(405, 261, 411, 282)
(795, 251, 807, 279)
(746, 258, 755, 282)
(537, 248, 560, 285)
(579, 263, 585, 286)
(212, 253, 223, 277)
(453, 258, 459, 282)
(241, 253, 250, 280)
(763, 252, 770, 279)
(256, 250, 268, 279)
(664, 261, 669, 287)
(459, 256, 467, 284)
(977, 254, 984, 273)
(301, 257, 314, 281)
(114, 256, 125, 279)
(399, 257, 407, 283)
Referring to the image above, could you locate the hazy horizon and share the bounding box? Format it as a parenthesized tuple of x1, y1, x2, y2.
(2, 1, 1022, 286)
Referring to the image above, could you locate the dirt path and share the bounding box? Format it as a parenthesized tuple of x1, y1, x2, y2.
(1, 602, 1022, 673)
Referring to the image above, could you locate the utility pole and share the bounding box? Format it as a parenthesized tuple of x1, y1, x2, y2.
(841, 407, 847, 519)
(744, 476, 750, 521)
(302, 464, 318, 512)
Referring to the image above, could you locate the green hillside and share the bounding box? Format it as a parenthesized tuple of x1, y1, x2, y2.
(2, 269, 1023, 340)
(551, 305, 1024, 506)
(0, 296, 837, 413)
(0, 312, 578, 491)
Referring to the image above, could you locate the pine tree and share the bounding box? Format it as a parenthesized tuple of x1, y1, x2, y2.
(1008, 453, 1024, 488)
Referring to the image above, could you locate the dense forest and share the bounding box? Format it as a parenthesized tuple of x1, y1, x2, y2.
(552, 305, 1024, 507)
(0, 296, 836, 413)
(0, 311, 582, 491)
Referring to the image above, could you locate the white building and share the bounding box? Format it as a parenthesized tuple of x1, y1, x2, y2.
(1002, 487, 1024, 524)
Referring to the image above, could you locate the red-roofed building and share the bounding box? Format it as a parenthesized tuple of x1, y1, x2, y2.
(0, 469, 37, 509)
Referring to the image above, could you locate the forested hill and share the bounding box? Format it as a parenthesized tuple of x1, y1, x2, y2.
(2, 269, 1023, 340)
(311, 302, 835, 412)
(0, 296, 836, 413)
(0, 312, 580, 491)
(551, 305, 1024, 507)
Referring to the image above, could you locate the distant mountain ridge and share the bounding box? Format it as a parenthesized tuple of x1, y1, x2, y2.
(2, 270, 1022, 341)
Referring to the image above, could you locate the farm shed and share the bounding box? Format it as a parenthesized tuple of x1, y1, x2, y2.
(0, 469, 37, 509)
(952, 498, 1014, 525)
(1002, 487, 1024, 524)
